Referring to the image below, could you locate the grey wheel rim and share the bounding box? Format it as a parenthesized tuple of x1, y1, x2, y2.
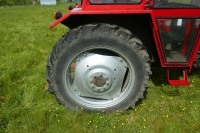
(64, 48, 136, 109)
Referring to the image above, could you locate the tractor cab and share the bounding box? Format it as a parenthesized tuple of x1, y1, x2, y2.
(151, 0, 199, 63)
(149, 0, 200, 85)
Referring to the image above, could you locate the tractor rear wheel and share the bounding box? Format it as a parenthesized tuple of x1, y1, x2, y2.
(47, 23, 151, 112)
(193, 49, 200, 68)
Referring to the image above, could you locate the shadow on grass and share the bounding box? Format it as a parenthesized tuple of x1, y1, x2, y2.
(151, 67, 181, 96)
(161, 86, 180, 96)
(132, 67, 167, 108)
(129, 67, 200, 110)
(150, 66, 200, 96)
(151, 67, 167, 86)
(189, 68, 200, 78)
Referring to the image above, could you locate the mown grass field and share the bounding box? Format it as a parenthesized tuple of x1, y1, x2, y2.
(0, 4, 200, 133)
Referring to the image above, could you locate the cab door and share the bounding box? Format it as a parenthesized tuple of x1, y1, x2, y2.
(150, 0, 200, 67)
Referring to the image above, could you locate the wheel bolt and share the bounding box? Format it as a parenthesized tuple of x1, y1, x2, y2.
(104, 76, 108, 80)
(100, 74, 102, 77)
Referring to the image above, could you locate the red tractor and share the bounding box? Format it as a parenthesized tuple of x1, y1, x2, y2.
(47, 0, 200, 112)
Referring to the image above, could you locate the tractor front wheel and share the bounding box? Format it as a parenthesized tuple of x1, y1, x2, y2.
(47, 24, 151, 112)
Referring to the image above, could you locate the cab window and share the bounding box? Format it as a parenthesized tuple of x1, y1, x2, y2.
(154, 0, 200, 8)
(90, 0, 141, 4)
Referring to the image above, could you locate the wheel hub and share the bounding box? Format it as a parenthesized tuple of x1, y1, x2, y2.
(92, 76, 106, 87)
(88, 72, 112, 93)
(72, 53, 127, 99)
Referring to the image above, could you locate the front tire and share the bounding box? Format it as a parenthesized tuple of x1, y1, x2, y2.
(47, 24, 151, 112)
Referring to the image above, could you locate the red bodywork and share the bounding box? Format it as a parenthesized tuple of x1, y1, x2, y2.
(50, 0, 200, 86)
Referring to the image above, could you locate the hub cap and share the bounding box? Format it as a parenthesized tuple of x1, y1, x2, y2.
(66, 51, 135, 109)
(73, 53, 127, 100)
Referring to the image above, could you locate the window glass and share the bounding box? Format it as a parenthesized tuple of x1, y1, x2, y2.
(157, 18, 200, 62)
(154, 0, 200, 8)
(90, 0, 141, 4)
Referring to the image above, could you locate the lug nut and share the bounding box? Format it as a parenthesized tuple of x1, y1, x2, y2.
(90, 79, 93, 83)
(104, 76, 108, 80)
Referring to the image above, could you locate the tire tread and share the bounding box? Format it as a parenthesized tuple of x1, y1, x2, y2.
(47, 23, 151, 112)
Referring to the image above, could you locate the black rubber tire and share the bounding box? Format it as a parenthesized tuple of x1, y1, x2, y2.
(193, 49, 200, 68)
(47, 23, 151, 112)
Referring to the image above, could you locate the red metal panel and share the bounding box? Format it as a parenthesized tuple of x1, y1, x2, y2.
(50, 0, 149, 28)
(50, 7, 152, 29)
(152, 9, 200, 17)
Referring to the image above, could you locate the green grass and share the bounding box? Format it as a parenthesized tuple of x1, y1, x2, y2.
(0, 4, 200, 133)
(168, 0, 191, 4)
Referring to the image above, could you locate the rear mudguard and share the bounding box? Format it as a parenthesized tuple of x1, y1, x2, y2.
(49, 7, 151, 29)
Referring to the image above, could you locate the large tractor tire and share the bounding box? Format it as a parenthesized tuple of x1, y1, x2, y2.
(193, 49, 200, 68)
(47, 23, 151, 112)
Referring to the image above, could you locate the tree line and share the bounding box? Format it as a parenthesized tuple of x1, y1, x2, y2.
(0, 0, 68, 6)
(0, 0, 37, 6)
